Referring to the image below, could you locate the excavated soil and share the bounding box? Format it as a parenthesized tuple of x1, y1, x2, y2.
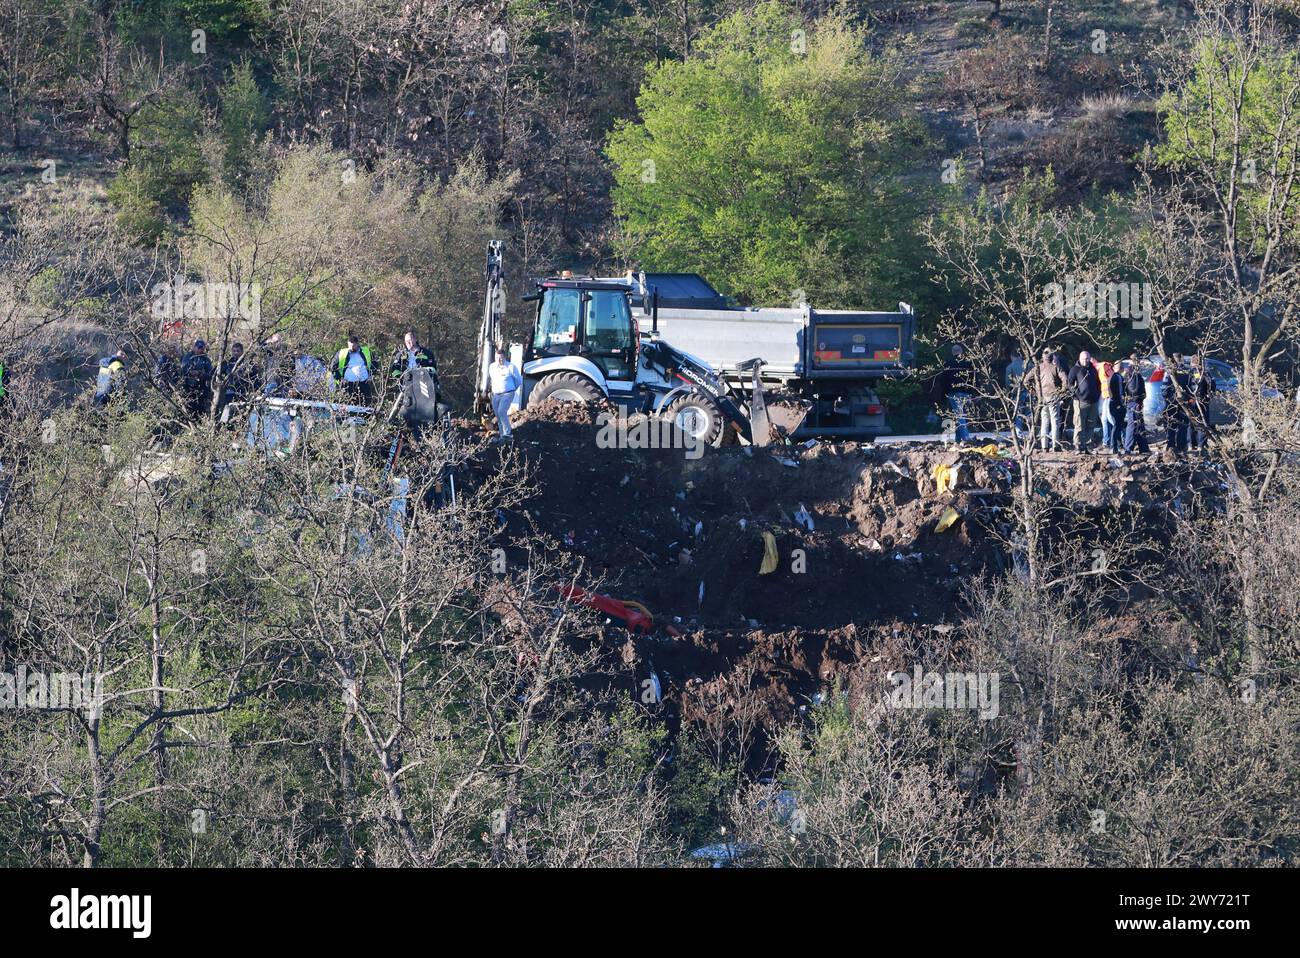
(459, 399, 1228, 755)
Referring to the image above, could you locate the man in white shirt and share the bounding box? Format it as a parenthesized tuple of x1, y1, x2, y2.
(488, 346, 521, 439)
(334, 333, 373, 403)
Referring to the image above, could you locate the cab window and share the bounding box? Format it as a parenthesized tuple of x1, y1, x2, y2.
(583, 290, 633, 351)
(534, 288, 580, 348)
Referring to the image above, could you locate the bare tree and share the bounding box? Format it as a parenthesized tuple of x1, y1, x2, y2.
(0, 0, 60, 148)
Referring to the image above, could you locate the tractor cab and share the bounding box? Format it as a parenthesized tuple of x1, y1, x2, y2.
(527, 275, 638, 389)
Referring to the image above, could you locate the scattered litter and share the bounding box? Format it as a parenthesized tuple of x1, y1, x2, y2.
(738, 518, 747, 530)
(698, 581, 706, 606)
(693, 520, 704, 538)
(884, 461, 910, 478)
(759, 531, 780, 575)
(1108, 457, 1124, 469)
(935, 505, 961, 532)
(678, 549, 693, 566)
(801, 439, 819, 449)
(793, 503, 815, 531)
(778, 458, 799, 468)
(620, 475, 630, 486)
(931, 463, 961, 495)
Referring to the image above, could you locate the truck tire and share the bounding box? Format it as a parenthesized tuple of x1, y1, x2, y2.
(663, 393, 725, 447)
(528, 372, 603, 406)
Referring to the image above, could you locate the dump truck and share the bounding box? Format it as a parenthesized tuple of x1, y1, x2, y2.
(604, 271, 915, 438)
(475, 242, 803, 446)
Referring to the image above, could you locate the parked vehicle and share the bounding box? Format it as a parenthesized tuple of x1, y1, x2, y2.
(610, 270, 915, 438)
(475, 242, 805, 447)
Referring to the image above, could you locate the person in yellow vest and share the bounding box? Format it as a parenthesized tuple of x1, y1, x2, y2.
(92, 348, 128, 407)
(333, 333, 373, 404)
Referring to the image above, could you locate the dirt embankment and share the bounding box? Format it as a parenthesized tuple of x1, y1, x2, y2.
(463, 400, 1227, 739)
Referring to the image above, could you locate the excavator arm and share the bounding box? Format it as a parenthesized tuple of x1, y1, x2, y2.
(475, 240, 506, 414)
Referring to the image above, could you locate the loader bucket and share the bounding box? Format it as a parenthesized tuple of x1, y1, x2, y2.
(745, 363, 809, 444)
(764, 401, 811, 439)
(748, 365, 772, 447)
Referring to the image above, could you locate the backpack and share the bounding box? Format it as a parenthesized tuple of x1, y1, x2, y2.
(399, 366, 440, 424)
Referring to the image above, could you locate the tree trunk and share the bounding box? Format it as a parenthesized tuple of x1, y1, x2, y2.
(85, 729, 105, 868)
(1042, 6, 1054, 71)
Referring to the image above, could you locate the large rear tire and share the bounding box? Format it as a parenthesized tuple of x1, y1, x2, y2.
(528, 372, 603, 406)
(663, 392, 725, 447)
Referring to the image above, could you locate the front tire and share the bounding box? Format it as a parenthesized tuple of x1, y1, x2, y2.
(528, 372, 603, 406)
(663, 392, 725, 447)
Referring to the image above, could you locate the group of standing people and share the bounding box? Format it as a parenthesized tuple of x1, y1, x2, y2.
(943, 344, 1217, 456)
(1025, 347, 1215, 455)
(92, 330, 440, 418)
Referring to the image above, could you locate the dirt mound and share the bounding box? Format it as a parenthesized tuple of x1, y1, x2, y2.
(457, 409, 1227, 753)
(511, 396, 613, 427)
(473, 415, 1225, 631)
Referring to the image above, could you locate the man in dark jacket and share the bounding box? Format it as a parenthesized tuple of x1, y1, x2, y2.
(1067, 350, 1101, 451)
(1164, 361, 1191, 455)
(389, 330, 437, 380)
(1121, 354, 1149, 455)
(1188, 355, 1216, 451)
(154, 343, 180, 393)
(180, 339, 215, 417)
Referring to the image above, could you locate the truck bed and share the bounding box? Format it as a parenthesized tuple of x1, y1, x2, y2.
(635, 305, 914, 383)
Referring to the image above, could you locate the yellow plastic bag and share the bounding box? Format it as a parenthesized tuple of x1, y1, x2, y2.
(759, 531, 779, 575)
(936, 505, 962, 533)
(931, 463, 960, 495)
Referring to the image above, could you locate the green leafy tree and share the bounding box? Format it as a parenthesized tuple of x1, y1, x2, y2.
(217, 60, 270, 190)
(607, 1, 933, 308)
(1157, 37, 1300, 253)
(106, 86, 209, 243)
